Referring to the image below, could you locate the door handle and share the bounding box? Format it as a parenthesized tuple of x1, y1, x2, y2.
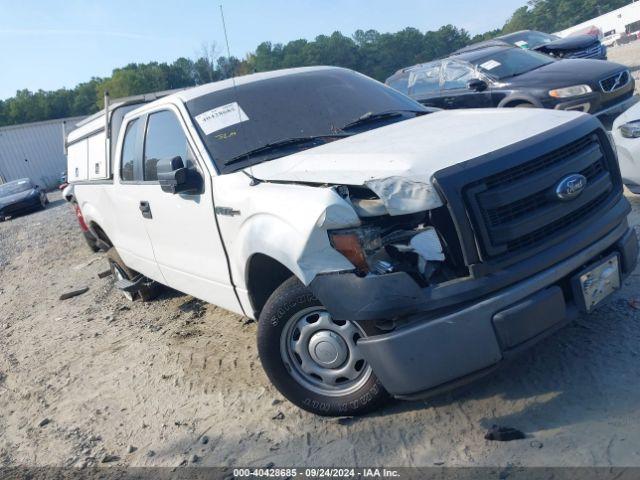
(139, 201, 152, 219)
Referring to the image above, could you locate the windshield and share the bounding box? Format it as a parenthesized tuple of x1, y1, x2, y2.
(0, 179, 33, 197)
(473, 48, 554, 79)
(185, 69, 428, 173)
(500, 31, 559, 49)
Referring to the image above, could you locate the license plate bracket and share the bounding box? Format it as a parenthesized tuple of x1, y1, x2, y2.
(571, 253, 621, 313)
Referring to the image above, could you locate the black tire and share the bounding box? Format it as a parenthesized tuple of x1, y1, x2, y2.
(84, 235, 101, 253)
(106, 247, 161, 302)
(513, 102, 535, 108)
(257, 276, 390, 416)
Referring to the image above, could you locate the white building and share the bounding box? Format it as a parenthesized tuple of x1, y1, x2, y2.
(556, 1, 640, 39)
(0, 117, 84, 189)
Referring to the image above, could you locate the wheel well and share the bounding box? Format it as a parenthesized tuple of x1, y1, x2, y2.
(246, 254, 294, 318)
(89, 222, 113, 250)
(503, 99, 535, 108)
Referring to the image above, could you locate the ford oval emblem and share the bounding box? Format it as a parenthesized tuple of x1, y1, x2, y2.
(556, 174, 587, 201)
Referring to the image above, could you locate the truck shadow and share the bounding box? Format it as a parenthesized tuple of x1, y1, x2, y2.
(370, 292, 640, 434)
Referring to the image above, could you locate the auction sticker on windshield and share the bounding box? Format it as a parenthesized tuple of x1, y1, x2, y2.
(480, 60, 501, 71)
(195, 102, 249, 135)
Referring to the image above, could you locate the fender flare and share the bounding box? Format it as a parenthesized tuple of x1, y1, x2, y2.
(498, 94, 544, 109)
(79, 201, 110, 244)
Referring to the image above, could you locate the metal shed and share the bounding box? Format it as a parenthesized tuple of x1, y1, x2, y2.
(0, 116, 85, 190)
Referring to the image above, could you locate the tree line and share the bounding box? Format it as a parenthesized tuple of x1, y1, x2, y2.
(0, 0, 629, 127)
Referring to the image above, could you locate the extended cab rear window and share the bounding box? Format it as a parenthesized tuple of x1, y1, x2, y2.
(120, 119, 140, 181)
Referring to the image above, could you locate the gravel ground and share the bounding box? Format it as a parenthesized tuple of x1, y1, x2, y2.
(0, 190, 638, 469)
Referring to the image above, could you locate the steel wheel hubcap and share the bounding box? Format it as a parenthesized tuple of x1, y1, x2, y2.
(280, 307, 372, 396)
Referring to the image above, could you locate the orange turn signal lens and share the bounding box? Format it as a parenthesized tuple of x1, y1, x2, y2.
(329, 232, 369, 273)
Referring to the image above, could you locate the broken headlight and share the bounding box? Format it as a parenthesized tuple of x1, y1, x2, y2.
(328, 224, 445, 283)
(620, 120, 640, 138)
(329, 226, 382, 274)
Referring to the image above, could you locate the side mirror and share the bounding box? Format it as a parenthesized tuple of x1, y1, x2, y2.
(157, 156, 195, 194)
(467, 79, 488, 92)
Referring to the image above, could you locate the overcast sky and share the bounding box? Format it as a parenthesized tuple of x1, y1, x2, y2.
(0, 0, 525, 100)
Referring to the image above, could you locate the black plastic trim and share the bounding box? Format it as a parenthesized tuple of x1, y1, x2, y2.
(433, 115, 623, 275)
(310, 204, 630, 321)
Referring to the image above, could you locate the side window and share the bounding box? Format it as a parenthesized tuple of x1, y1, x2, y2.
(408, 63, 441, 96)
(143, 110, 193, 182)
(120, 118, 140, 182)
(443, 62, 476, 90)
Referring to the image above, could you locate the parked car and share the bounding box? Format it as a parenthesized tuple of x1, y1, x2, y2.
(386, 45, 635, 117)
(68, 66, 637, 416)
(612, 101, 640, 194)
(456, 30, 607, 60)
(0, 178, 48, 221)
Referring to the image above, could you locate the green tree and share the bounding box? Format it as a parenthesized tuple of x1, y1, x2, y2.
(0, 0, 633, 127)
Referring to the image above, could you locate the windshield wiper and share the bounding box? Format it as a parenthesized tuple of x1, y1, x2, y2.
(224, 134, 352, 167)
(340, 109, 427, 131)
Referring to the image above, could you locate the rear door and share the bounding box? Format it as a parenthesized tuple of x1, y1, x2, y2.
(136, 106, 240, 313)
(109, 117, 164, 281)
(440, 61, 493, 109)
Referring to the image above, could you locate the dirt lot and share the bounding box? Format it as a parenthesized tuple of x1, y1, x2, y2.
(0, 190, 638, 469)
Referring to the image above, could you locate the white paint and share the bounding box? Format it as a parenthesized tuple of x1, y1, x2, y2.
(87, 131, 108, 180)
(194, 102, 249, 135)
(410, 228, 445, 262)
(554, 2, 640, 38)
(67, 139, 88, 181)
(612, 101, 640, 190)
(365, 176, 442, 214)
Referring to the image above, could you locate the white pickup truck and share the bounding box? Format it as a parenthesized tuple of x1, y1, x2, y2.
(67, 66, 638, 416)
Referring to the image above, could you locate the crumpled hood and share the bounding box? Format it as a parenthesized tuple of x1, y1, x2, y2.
(248, 108, 583, 213)
(0, 189, 36, 206)
(536, 34, 598, 52)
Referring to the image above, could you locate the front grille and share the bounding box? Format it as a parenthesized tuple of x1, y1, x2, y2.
(483, 135, 593, 189)
(464, 132, 616, 259)
(600, 70, 630, 92)
(485, 158, 605, 226)
(567, 43, 603, 59)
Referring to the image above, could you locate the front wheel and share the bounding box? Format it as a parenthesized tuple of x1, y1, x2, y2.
(257, 277, 390, 416)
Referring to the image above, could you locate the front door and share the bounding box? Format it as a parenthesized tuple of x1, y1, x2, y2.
(109, 117, 164, 281)
(440, 61, 493, 109)
(135, 107, 241, 314)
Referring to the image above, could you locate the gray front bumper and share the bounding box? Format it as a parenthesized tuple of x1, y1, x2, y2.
(356, 225, 638, 398)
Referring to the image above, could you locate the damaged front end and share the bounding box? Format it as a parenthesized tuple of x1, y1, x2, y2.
(309, 181, 469, 323)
